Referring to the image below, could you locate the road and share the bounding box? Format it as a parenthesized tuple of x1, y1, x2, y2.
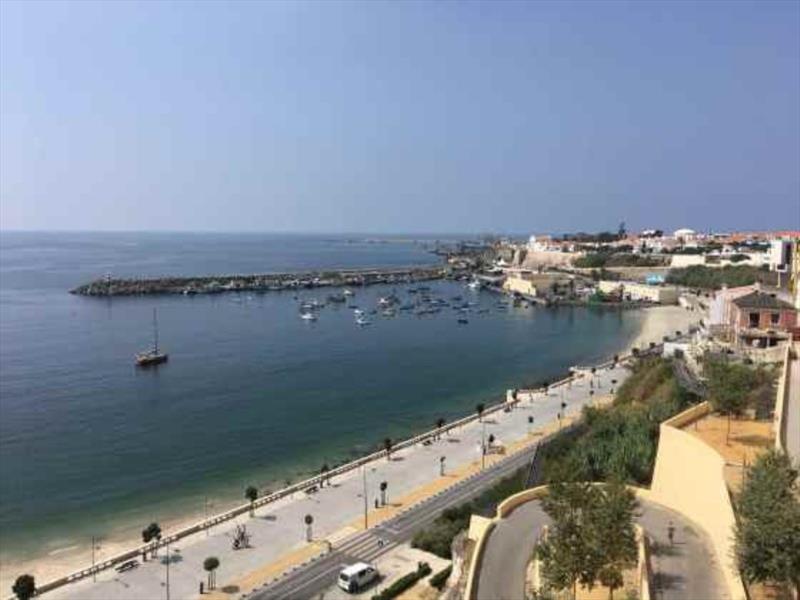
(44, 364, 627, 600)
(247, 439, 544, 599)
(475, 497, 728, 600)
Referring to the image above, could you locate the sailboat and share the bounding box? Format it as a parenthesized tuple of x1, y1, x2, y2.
(135, 308, 168, 367)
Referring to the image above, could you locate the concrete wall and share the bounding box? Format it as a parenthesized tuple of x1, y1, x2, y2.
(649, 403, 747, 600)
(671, 254, 707, 268)
(503, 276, 538, 297)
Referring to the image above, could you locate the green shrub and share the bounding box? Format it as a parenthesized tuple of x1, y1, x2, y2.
(666, 265, 775, 290)
(371, 562, 431, 600)
(411, 468, 526, 558)
(429, 565, 452, 590)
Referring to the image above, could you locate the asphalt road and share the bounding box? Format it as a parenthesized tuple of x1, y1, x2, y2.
(246, 440, 543, 600)
(475, 497, 729, 600)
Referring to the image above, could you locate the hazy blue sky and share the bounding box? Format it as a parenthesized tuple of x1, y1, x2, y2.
(1, 0, 798, 234)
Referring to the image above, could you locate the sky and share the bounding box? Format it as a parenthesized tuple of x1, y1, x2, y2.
(1, 0, 798, 235)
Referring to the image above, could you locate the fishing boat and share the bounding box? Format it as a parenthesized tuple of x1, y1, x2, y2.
(300, 312, 318, 321)
(457, 318, 469, 325)
(356, 316, 371, 326)
(135, 309, 168, 367)
(343, 289, 355, 297)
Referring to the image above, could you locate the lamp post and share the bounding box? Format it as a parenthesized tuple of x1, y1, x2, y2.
(91, 536, 101, 582)
(165, 540, 171, 600)
(481, 421, 486, 470)
(362, 466, 368, 529)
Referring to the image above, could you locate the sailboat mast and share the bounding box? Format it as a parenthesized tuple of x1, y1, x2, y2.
(153, 308, 159, 353)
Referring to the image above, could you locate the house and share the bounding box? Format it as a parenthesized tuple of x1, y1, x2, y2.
(729, 291, 797, 348)
(597, 280, 679, 304)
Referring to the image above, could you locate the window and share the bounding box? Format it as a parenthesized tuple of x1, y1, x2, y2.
(749, 312, 760, 327)
(771, 312, 780, 325)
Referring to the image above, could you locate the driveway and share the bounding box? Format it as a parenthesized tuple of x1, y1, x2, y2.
(475, 496, 728, 600)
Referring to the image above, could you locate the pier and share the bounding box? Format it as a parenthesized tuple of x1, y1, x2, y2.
(70, 265, 457, 297)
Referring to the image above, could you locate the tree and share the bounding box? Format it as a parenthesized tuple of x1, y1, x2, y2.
(436, 417, 446, 439)
(142, 522, 161, 559)
(476, 403, 485, 422)
(12, 575, 35, 600)
(735, 450, 800, 595)
(203, 556, 219, 590)
(320, 463, 330, 487)
(538, 481, 603, 599)
(245, 486, 258, 517)
(380, 481, 388, 506)
(705, 359, 755, 444)
(304, 514, 314, 541)
(383, 437, 393, 461)
(594, 481, 639, 599)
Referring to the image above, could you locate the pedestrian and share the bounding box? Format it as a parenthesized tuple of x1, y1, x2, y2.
(668, 521, 675, 546)
(374, 498, 379, 509)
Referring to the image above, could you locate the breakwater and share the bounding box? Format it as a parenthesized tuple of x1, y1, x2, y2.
(70, 265, 455, 297)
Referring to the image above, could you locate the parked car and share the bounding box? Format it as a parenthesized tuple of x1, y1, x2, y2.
(338, 562, 378, 593)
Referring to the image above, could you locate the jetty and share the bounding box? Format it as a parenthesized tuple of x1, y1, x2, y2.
(70, 265, 458, 297)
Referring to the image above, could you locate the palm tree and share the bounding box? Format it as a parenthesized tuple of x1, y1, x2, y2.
(141, 522, 161, 559)
(476, 403, 485, 422)
(488, 434, 495, 446)
(436, 417, 446, 439)
(320, 463, 330, 487)
(245, 486, 258, 517)
(379, 481, 388, 506)
(203, 556, 219, 590)
(12, 574, 35, 600)
(383, 437, 393, 461)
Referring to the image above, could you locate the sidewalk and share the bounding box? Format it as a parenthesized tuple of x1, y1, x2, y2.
(43, 364, 627, 600)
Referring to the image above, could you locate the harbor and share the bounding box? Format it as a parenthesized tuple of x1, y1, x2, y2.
(69, 265, 457, 297)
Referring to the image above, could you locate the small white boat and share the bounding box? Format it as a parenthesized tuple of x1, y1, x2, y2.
(467, 280, 482, 290)
(300, 312, 318, 321)
(343, 289, 355, 297)
(353, 308, 365, 317)
(356, 317, 371, 326)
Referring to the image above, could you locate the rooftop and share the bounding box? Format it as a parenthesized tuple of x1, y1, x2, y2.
(732, 291, 795, 310)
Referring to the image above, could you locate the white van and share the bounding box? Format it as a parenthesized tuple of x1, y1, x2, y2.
(338, 562, 379, 593)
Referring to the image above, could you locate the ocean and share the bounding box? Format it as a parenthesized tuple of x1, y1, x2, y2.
(0, 231, 644, 575)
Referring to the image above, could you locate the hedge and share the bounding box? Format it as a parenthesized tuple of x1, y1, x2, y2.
(429, 565, 453, 590)
(371, 562, 431, 600)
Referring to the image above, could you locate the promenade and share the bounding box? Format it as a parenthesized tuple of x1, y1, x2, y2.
(42, 364, 627, 600)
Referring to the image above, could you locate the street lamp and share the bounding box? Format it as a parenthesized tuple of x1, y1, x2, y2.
(91, 536, 101, 582)
(481, 421, 487, 469)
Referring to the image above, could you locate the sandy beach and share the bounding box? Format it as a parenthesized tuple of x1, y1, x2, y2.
(625, 304, 703, 354)
(0, 304, 698, 594)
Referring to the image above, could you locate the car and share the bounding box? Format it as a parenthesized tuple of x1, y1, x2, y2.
(115, 559, 139, 573)
(338, 562, 379, 593)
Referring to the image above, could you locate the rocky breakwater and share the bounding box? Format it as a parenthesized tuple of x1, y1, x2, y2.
(70, 265, 456, 297)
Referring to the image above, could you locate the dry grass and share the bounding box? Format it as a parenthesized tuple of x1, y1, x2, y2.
(683, 413, 773, 493)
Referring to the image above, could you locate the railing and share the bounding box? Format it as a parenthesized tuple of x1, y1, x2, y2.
(16, 353, 639, 598)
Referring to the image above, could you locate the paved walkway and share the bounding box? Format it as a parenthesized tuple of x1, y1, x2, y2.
(44, 365, 627, 600)
(476, 497, 728, 600)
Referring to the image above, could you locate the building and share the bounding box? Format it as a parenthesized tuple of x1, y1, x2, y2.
(729, 290, 797, 348)
(708, 284, 759, 329)
(503, 272, 569, 298)
(769, 239, 794, 272)
(597, 280, 679, 304)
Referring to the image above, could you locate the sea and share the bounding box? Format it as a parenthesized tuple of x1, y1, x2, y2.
(0, 231, 645, 577)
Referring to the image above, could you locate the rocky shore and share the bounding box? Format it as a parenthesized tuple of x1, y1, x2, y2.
(70, 265, 458, 297)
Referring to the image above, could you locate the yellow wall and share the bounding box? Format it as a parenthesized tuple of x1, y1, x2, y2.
(503, 276, 538, 296)
(650, 403, 747, 600)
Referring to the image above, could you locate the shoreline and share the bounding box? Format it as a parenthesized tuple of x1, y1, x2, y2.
(0, 304, 683, 594)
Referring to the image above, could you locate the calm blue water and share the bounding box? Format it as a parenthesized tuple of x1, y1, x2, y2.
(0, 232, 643, 564)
